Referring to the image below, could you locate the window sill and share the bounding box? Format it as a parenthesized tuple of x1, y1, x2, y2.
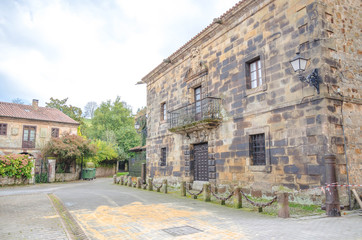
(245, 83, 267, 96)
(247, 165, 271, 173)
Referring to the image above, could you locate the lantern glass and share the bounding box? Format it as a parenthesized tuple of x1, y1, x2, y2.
(290, 52, 309, 72)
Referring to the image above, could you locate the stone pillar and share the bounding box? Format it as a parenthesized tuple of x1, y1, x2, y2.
(137, 177, 142, 189)
(141, 163, 146, 184)
(47, 158, 56, 183)
(128, 176, 132, 187)
(181, 181, 186, 196)
(203, 183, 211, 202)
(325, 154, 341, 217)
(277, 192, 290, 218)
(162, 179, 168, 194)
(147, 178, 153, 191)
(113, 174, 117, 184)
(120, 176, 124, 185)
(233, 186, 242, 208)
(30, 158, 35, 184)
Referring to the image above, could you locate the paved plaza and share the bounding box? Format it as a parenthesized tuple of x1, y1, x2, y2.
(0, 179, 361, 239)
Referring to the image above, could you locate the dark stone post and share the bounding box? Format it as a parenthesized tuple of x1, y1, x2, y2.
(128, 176, 132, 187)
(233, 186, 242, 208)
(147, 178, 153, 191)
(162, 179, 168, 194)
(325, 154, 341, 217)
(141, 163, 146, 184)
(181, 181, 186, 196)
(137, 177, 142, 189)
(120, 176, 124, 185)
(277, 193, 290, 218)
(203, 183, 211, 202)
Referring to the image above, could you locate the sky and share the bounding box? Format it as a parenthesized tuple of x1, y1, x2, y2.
(0, 0, 238, 113)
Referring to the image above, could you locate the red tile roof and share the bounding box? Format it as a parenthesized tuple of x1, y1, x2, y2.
(0, 101, 79, 125)
(142, 0, 245, 83)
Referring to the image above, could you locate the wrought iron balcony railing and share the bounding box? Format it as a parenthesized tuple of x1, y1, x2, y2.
(168, 97, 222, 130)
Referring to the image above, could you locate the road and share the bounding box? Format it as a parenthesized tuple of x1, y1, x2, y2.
(0, 178, 361, 239)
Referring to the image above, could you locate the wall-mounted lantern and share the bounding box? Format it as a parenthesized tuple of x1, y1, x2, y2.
(290, 52, 320, 94)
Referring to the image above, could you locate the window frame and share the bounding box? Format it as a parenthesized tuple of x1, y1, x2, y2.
(249, 133, 266, 166)
(246, 57, 263, 89)
(51, 128, 60, 138)
(0, 123, 7, 135)
(160, 147, 167, 167)
(242, 53, 267, 96)
(245, 126, 271, 173)
(22, 125, 37, 149)
(160, 102, 167, 121)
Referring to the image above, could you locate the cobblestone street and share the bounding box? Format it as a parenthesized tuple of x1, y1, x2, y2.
(0, 179, 361, 239)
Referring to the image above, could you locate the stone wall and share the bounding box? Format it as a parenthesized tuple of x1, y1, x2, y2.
(96, 165, 116, 178)
(144, 0, 361, 204)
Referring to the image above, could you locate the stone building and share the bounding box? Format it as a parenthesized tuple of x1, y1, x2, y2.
(0, 100, 79, 174)
(141, 0, 361, 204)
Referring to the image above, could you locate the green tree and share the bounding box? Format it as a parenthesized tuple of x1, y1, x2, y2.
(86, 140, 119, 166)
(46, 97, 83, 123)
(87, 96, 140, 159)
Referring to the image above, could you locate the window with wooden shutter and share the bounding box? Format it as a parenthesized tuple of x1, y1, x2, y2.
(22, 126, 36, 148)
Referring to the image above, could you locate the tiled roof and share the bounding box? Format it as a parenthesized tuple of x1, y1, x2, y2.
(0, 101, 79, 125)
(142, 0, 245, 82)
(129, 145, 146, 152)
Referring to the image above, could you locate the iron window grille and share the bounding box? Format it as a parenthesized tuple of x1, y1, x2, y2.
(160, 148, 167, 166)
(51, 128, 59, 138)
(249, 133, 266, 165)
(0, 123, 7, 135)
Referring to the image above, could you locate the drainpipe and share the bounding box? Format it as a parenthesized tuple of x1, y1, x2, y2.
(340, 100, 352, 209)
(324, 154, 341, 217)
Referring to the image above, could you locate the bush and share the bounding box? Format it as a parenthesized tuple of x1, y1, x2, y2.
(35, 173, 48, 183)
(0, 154, 34, 179)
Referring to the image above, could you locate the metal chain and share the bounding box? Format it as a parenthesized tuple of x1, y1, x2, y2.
(186, 184, 204, 196)
(210, 187, 234, 201)
(152, 182, 163, 191)
(240, 190, 277, 207)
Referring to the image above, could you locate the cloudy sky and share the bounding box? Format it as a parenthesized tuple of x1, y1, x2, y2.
(0, 0, 237, 113)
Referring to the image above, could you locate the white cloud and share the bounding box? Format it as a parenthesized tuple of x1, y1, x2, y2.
(0, 0, 239, 112)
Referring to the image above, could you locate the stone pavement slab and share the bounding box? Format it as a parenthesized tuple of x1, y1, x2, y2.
(0, 193, 69, 240)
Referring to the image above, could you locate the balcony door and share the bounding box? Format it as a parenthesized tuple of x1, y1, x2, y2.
(195, 86, 202, 121)
(22, 126, 36, 148)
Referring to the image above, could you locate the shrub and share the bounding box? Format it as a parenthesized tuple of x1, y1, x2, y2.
(0, 154, 34, 179)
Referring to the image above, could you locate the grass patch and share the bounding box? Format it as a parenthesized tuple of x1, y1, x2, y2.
(116, 172, 129, 176)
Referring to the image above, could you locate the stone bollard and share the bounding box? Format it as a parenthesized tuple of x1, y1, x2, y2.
(181, 181, 186, 197)
(277, 192, 290, 218)
(162, 179, 168, 194)
(203, 183, 211, 202)
(113, 174, 117, 184)
(128, 176, 132, 187)
(120, 176, 124, 185)
(233, 186, 242, 208)
(137, 177, 142, 189)
(147, 178, 153, 191)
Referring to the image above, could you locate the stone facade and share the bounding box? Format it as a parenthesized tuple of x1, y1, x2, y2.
(142, 0, 361, 204)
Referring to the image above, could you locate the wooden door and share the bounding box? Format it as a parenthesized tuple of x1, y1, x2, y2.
(194, 143, 208, 181)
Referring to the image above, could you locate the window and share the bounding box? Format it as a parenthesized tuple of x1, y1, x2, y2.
(0, 123, 7, 135)
(249, 133, 266, 165)
(22, 126, 36, 148)
(51, 128, 59, 138)
(247, 58, 263, 89)
(160, 148, 167, 166)
(161, 102, 167, 121)
(194, 86, 202, 120)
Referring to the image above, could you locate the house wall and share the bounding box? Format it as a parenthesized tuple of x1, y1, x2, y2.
(145, 0, 361, 204)
(0, 117, 78, 154)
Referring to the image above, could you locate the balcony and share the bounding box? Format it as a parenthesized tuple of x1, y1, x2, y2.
(168, 97, 222, 134)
